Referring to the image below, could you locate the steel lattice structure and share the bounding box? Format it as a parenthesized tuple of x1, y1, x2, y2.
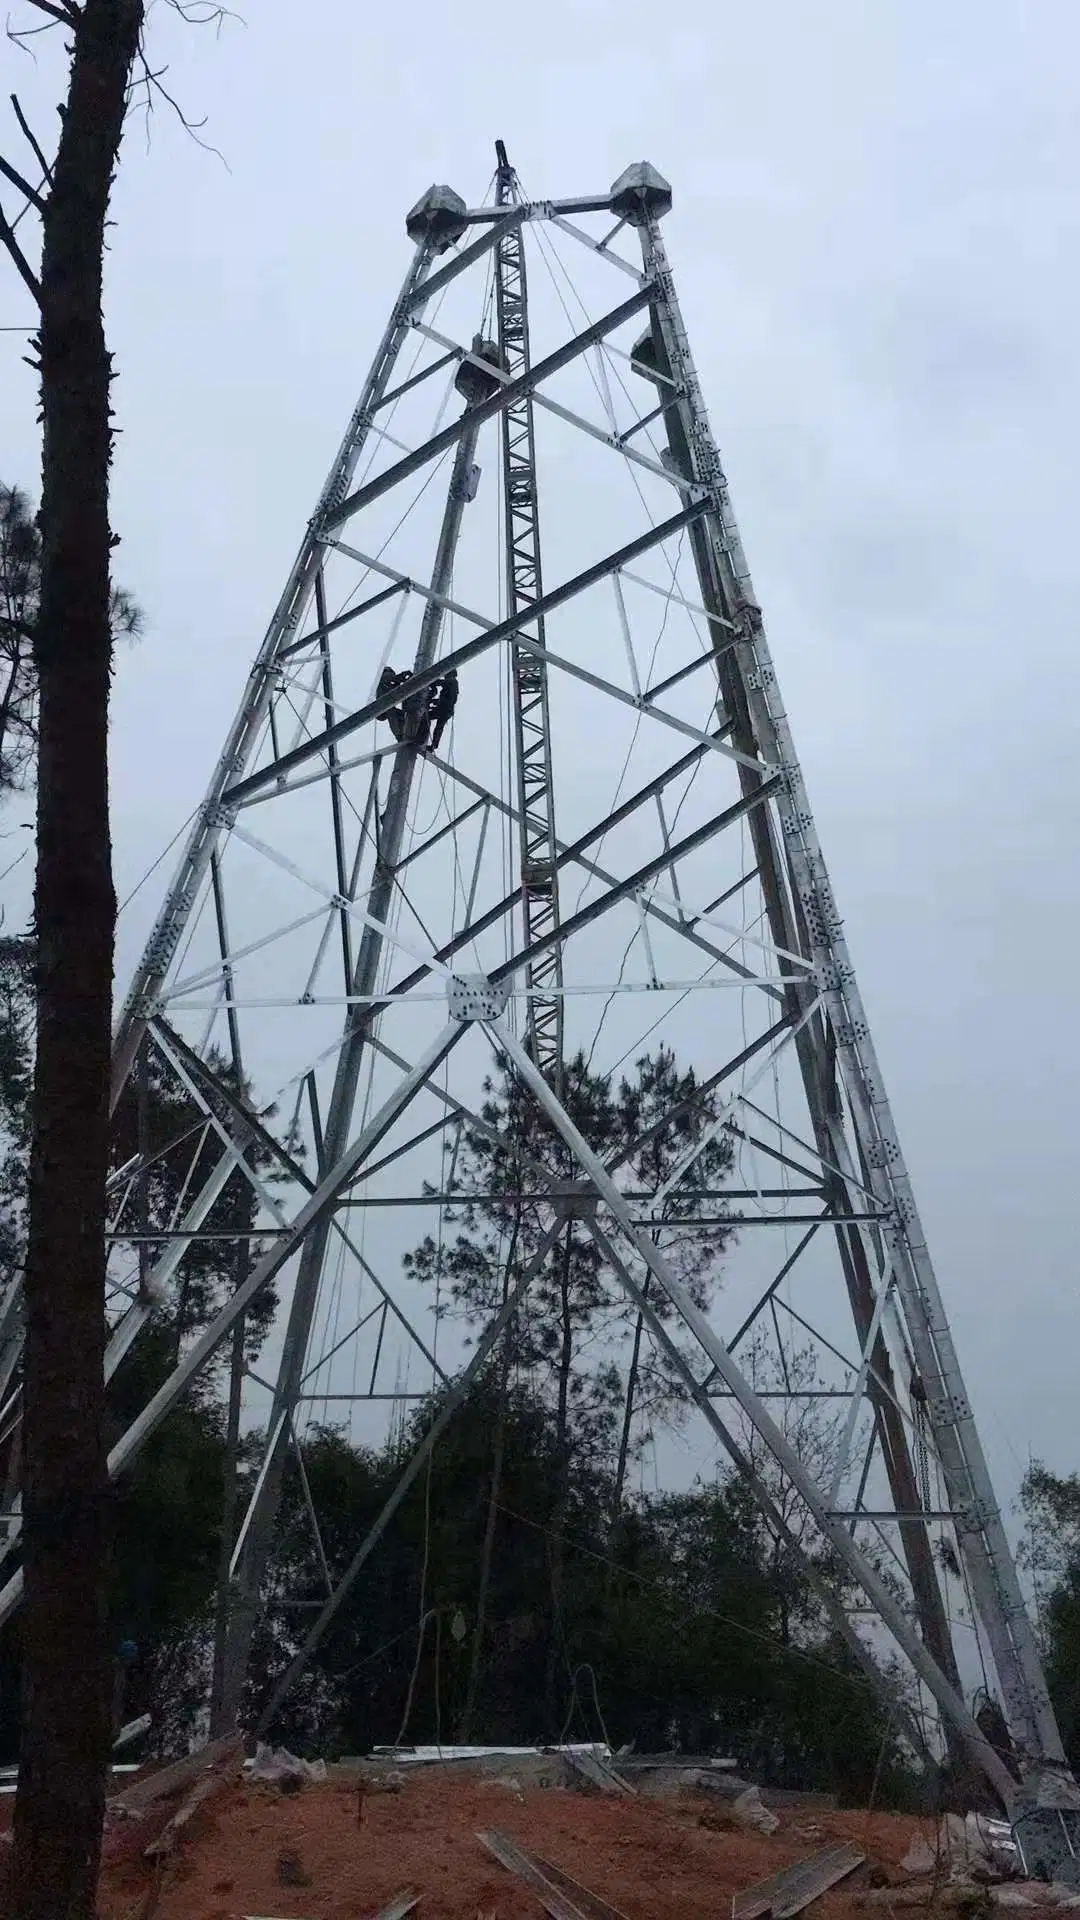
(0, 155, 1071, 1823)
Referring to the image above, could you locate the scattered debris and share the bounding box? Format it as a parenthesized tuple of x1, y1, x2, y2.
(990, 1885, 1080, 1910)
(856, 1885, 991, 1911)
(733, 1786, 781, 1836)
(563, 1748, 634, 1797)
(94, 1760, 1018, 1920)
(248, 1742, 329, 1791)
(112, 1731, 243, 1815)
(939, 1813, 1021, 1884)
(114, 1713, 152, 1751)
(732, 1843, 866, 1920)
(696, 1771, 761, 1800)
(532, 1853, 630, 1920)
(373, 1743, 608, 1767)
(901, 1836, 940, 1879)
(143, 1772, 226, 1861)
(368, 1896, 420, 1919)
(477, 1829, 595, 1919)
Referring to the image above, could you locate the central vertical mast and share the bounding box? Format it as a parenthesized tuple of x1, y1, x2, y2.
(494, 140, 564, 1085)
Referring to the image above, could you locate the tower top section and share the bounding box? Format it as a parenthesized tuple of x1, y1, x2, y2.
(404, 158, 673, 242)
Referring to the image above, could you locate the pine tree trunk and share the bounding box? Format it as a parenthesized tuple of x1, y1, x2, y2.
(457, 1357, 507, 1743)
(11, 4, 144, 1913)
(210, 1305, 246, 1737)
(612, 1296, 647, 1525)
(543, 1229, 575, 1731)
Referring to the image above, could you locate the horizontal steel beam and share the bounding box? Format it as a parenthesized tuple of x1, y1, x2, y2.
(223, 501, 709, 807)
(323, 283, 656, 531)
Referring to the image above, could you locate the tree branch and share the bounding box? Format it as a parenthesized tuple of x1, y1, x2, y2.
(129, 47, 228, 165)
(0, 151, 44, 214)
(11, 94, 53, 190)
(164, 1, 242, 27)
(0, 614, 35, 646)
(23, 0, 79, 24)
(0, 199, 40, 306)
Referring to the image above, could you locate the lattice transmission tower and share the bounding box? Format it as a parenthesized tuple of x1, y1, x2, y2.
(0, 149, 1073, 1831)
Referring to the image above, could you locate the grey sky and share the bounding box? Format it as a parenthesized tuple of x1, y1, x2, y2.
(2, 0, 1079, 1542)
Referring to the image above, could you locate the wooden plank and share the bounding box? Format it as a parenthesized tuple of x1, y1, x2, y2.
(562, 1749, 633, 1796)
(533, 1854, 629, 1920)
(113, 1732, 243, 1813)
(144, 1771, 227, 1859)
(369, 1896, 419, 1920)
(733, 1844, 866, 1920)
(477, 1831, 590, 1920)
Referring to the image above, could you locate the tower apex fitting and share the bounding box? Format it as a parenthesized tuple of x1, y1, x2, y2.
(405, 183, 468, 253)
(609, 161, 673, 225)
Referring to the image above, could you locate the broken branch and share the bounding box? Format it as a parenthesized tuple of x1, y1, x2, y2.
(23, 0, 79, 24)
(0, 151, 44, 214)
(11, 95, 53, 189)
(0, 199, 40, 306)
(128, 46, 228, 165)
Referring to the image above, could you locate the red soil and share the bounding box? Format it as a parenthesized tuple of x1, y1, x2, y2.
(97, 1769, 937, 1920)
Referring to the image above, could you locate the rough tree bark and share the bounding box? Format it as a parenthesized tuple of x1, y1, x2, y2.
(5, 2, 145, 1913)
(457, 1207, 521, 1745)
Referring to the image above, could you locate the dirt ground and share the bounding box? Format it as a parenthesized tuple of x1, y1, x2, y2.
(96, 1768, 939, 1920)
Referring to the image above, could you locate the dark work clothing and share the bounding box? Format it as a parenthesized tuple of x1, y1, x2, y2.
(428, 671, 459, 752)
(377, 666, 410, 742)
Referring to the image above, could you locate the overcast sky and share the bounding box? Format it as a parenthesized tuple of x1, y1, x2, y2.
(1, 0, 1079, 1531)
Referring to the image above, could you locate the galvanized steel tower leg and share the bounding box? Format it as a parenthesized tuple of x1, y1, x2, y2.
(216, 346, 501, 1726)
(624, 201, 968, 1765)
(619, 170, 1064, 1796)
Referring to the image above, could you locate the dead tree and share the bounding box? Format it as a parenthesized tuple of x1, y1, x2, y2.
(0, 3, 145, 1913)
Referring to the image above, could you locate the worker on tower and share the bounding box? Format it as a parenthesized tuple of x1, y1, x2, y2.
(376, 665, 410, 742)
(425, 669, 459, 753)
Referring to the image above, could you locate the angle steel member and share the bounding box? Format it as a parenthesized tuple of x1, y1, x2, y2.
(484, 1015, 1020, 1809)
(625, 223, 966, 1753)
(214, 336, 503, 1724)
(110, 229, 440, 1104)
(494, 142, 565, 1084)
(623, 179, 1068, 1807)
